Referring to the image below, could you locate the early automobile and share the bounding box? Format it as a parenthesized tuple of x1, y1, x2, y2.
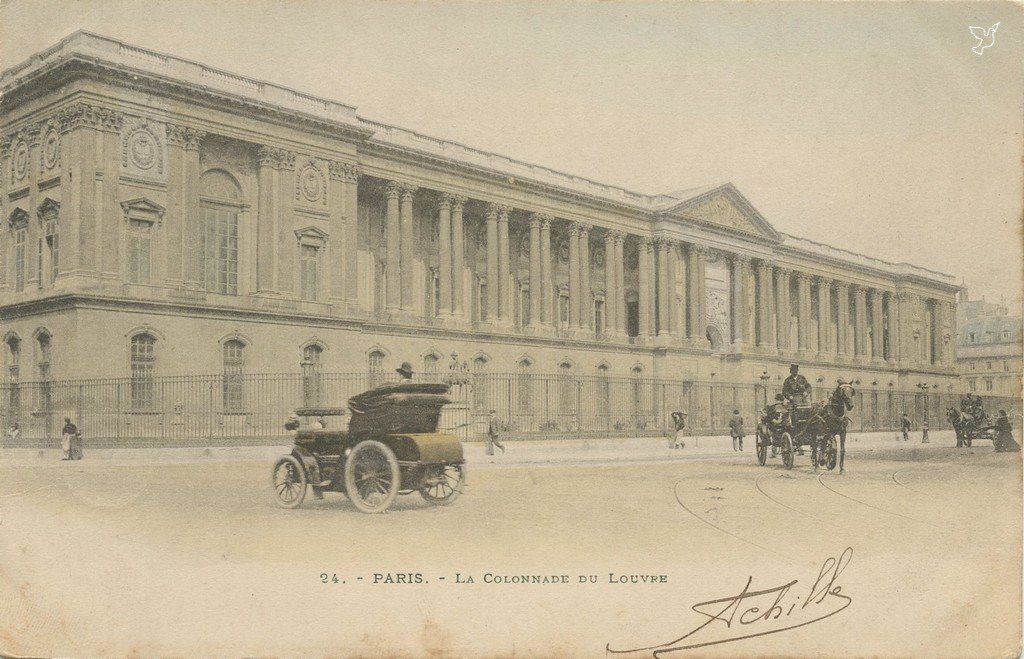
(271, 382, 466, 513)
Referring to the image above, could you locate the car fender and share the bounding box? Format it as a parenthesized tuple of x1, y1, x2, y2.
(291, 445, 323, 485)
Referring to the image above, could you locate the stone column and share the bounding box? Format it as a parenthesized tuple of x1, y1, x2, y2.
(399, 184, 417, 311)
(884, 291, 897, 365)
(568, 222, 581, 329)
(528, 215, 542, 330)
(497, 205, 511, 325)
(579, 223, 592, 331)
(539, 216, 553, 326)
(686, 244, 707, 345)
(657, 239, 673, 339)
(755, 261, 773, 351)
(729, 255, 750, 351)
(774, 267, 791, 353)
(944, 300, 956, 366)
(637, 237, 653, 339)
(603, 231, 616, 335)
(835, 282, 850, 358)
(437, 193, 453, 317)
(451, 196, 467, 319)
(344, 166, 360, 310)
(275, 151, 296, 294)
(852, 284, 868, 361)
(816, 277, 832, 358)
(485, 204, 499, 323)
(258, 149, 282, 292)
(182, 131, 205, 289)
(327, 161, 347, 305)
(384, 182, 401, 311)
(796, 272, 812, 355)
(870, 289, 884, 364)
(614, 232, 626, 337)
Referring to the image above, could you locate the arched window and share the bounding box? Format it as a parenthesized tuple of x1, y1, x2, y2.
(200, 170, 242, 295)
(423, 353, 440, 383)
(130, 333, 156, 410)
(301, 344, 324, 406)
(5, 335, 21, 415)
(558, 361, 576, 423)
(472, 356, 489, 409)
(222, 340, 246, 412)
(516, 359, 532, 415)
(36, 331, 52, 381)
(368, 349, 386, 388)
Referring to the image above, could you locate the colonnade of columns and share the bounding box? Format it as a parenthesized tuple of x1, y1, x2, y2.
(367, 176, 956, 368)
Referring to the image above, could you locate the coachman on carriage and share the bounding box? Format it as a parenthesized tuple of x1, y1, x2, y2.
(947, 393, 996, 448)
(755, 365, 856, 473)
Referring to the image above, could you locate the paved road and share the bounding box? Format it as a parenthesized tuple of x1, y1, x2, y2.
(0, 446, 1018, 657)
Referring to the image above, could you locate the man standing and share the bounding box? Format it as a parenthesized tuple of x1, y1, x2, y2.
(486, 409, 505, 456)
(729, 410, 745, 452)
(782, 364, 811, 407)
(900, 413, 911, 441)
(396, 362, 414, 383)
(61, 417, 78, 460)
(670, 411, 687, 449)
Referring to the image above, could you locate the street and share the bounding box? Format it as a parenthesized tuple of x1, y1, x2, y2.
(0, 445, 1019, 657)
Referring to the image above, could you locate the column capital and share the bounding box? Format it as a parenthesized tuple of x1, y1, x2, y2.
(868, 288, 884, 303)
(384, 180, 403, 200)
(756, 259, 775, 274)
(168, 124, 206, 151)
(688, 242, 709, 257)
(449, 194, 468, 210)
(328, 160, 360, 182)
(608, 229, 626, 243)
(485, 203, 500, 220)
(438, 192, 460, 211)
(604, 229, 621, 244)
(257, 144, 292, 168)
(399, 184, 418, 201)
(794, 271, 813, 284)
(775, 265, 791, 277)
(655, 236, 674, 251)
(727, 252, 752, 266)
(835, 280, 851, 293)
(570, 220, 591, 235)
(638, 235, 655, 249)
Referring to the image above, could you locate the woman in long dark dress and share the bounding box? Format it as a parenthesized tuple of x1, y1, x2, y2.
(994, 410, 1021, 453)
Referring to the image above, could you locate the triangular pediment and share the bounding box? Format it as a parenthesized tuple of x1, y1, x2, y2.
(657, 183, 780, 242)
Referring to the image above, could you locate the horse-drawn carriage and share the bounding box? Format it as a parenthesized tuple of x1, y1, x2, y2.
(271, 382, 466, 513)
(755, 382, 856, 472)
(947, 407, 996, 448)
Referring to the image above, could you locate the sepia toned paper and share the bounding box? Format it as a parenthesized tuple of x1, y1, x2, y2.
(0, 1, 1021, 657)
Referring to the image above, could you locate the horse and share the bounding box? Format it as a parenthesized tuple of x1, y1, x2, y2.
(947, 408, 970, 447)
(805, 381, 856, 473)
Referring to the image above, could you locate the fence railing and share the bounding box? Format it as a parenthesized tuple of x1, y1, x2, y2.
(0, 371, 1018, 448)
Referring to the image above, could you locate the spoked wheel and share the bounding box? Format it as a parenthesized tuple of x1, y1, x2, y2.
(825, 435, 838, 471)
(781, 432, 795, 470)
(344, 440, 400, 514)
(756, 425, 768, 466)
(419, 463, 467, 505)
(272, 455, 307, 509)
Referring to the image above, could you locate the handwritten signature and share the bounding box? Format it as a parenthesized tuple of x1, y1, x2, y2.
(607, 547, 853, 657)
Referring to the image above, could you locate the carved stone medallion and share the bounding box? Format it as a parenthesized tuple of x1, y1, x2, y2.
(558, 240, 570, 263)
(299, 166, 323, 203)
(128, 130, 158, 170)
(42, 129, 59, 171)
(13, 141, 28, 180)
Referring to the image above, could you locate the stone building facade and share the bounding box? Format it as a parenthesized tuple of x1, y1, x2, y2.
(956, 290, 1022, 397)
(1, 32, 960, 392)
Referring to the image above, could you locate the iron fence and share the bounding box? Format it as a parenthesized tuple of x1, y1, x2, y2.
(0, 371, 1018, 447)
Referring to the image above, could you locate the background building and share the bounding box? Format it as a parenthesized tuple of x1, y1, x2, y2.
(0, 32, 984, 442)
(957, 289, 1022, 398)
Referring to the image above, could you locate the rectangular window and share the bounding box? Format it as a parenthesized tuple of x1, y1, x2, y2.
(202, 206, 238, 295)
(987, 361, 993, 370)
(13, 228, 25, 292)
(968, 379, 977, 392)
(478, 282, 488, 322)
(128, 228, 151, 285)
(299, 244, 318, 302)
(985, 379, 994, 392)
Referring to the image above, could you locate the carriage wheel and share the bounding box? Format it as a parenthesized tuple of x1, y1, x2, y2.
(420, 463, 467, 506)
(756, 426, 768, 466)
(344, 440, 401, 514)
(271, 455, 307, 509)
(781, 433, 795, 470)
(825, 435, 838, 471)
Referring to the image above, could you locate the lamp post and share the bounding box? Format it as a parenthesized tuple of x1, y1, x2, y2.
(917, 382, 931, 443)
(759, 371, 771, 411)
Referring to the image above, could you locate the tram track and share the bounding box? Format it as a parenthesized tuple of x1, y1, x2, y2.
(672, 480, 785, 558)
(816, 474, 941, 530)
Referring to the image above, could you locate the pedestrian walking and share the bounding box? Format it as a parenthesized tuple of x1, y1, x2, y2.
(670, 411, 687, 449)
(486, 409, 505, 456)
(729, 410, 745, 451)
(60, 417, 78, 460)
(994, 410, 1021, 453)
(921, 420, 929, 444)
(900, 413, 911, 441)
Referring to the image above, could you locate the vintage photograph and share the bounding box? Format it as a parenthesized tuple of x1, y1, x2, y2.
(0, 1, 1021, 656)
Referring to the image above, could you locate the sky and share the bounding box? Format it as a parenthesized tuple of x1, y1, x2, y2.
(1, 0, 1022, 310)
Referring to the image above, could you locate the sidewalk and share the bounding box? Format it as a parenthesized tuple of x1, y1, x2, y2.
(0, 430, 962, 467)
